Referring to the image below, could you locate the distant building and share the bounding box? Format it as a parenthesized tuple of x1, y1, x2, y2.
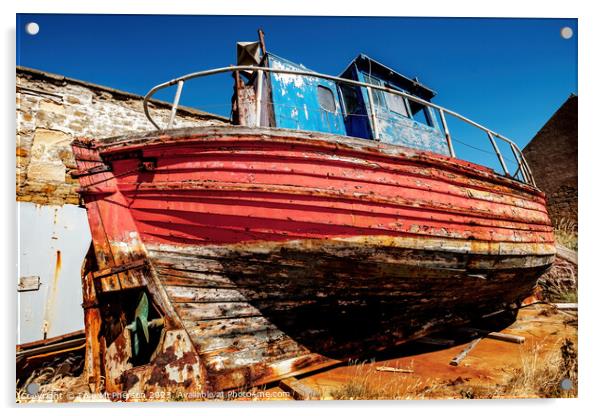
(522, 94, 577, 228)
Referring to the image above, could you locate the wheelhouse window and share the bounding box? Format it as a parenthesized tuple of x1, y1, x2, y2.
(339, 84, 361, 116)
(363, 74, 386, 108)
(408, 100, 433, 127)
(385, 91, 410, 117)
(317, 85, 336, 113)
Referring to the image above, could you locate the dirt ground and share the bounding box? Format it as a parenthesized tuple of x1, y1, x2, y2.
(291, 303, 578, 399)
(17, 303, 577, 402)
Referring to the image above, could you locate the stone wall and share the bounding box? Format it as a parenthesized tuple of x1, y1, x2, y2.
(523, 95, 578, 227)
(16, 66, 230, 206)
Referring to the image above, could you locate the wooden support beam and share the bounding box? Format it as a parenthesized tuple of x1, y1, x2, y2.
(555, 243, 578, 264)
(278, 377, 320, 400)
(450, 338, 481, 366)
(554, 303, 578, 310)
(458, 327, 525, 344)
(485, 331, 525, 344)
(92, 258, 147, 280)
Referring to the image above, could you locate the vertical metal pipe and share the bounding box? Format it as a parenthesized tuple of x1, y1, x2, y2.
(508, 141, 529, 183)
(486, 131, 510, 176)
(366, 86, 379, 141)
(516, 145, 536, 186)
(511, 143, 536, 186)
(438, 108, 455, 158)
(523, 155, 536, 187)
(167, 80, 184, 130)
(255, 70, 263, 127)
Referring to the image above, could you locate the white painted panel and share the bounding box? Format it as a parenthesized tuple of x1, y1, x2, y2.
(17, 202, 91, 344)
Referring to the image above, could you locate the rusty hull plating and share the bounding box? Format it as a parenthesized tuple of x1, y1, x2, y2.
(71, 126, 555, 399)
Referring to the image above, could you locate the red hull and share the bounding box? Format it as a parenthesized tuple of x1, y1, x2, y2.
(72, 126, 555, 397)
(101, 127, 551, 248)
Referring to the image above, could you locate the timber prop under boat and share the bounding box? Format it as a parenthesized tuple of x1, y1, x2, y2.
(71, 38, 555, 398)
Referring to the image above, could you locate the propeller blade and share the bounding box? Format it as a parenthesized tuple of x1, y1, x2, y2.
(138, 316, 150, 344)
(135, 292, 149, 322)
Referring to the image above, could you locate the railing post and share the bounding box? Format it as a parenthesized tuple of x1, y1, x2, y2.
(507, 141, 530, 183)
(521, 150, 536, 187)
(515, 144, 536, 186)
(255, 70, 263, 127)
(438, 108, 455, 158)
(509, 143, 535, 186)
(167, 80, 184, 130)
(486, 131, 510, 176)
(366, 86, 380, 141)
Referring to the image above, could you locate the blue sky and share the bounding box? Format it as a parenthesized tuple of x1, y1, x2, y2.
(16, 14, 577, 173)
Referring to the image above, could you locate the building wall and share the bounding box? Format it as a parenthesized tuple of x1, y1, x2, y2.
(17, 66, 229, 206)
(16, 66, 230, 344)
(522, 95, 577, 228)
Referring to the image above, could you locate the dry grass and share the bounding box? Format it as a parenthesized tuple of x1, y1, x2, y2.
(328, 338, 578, 400)
(487, 338, 578, 399)
(539, 217, 578, 302)
(539, 259, 578, 303)
(328, 360, 440, 400)
(554, 218, 578, 251)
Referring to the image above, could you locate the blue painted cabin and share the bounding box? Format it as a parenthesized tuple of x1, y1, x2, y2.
(263, 54, 347, 136)
(254, 53, 450, 156)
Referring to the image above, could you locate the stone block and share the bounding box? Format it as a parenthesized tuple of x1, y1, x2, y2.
(27, 162, 66, 183)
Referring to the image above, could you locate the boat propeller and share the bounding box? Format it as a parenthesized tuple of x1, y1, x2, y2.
(125, 292, 164, 356)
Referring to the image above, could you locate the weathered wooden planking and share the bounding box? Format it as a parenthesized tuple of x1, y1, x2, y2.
(165, 284, 457, 304)
(182, 315, 277, 339)
(190, 328, 293, 356)
(165, 286, 247, 303)
(175, 301, 263, 321)
(205, 352, 338, 392)
(151, 251, 553, 285)
(99, 126, 546, 202)
(112, 128, 554, 249)
(200, 337, 309, 369)
(73, 126, 556, 396)
(159, 273, 236, 289)
(148, 241, 554, 272)
(127, 188, 551, 236)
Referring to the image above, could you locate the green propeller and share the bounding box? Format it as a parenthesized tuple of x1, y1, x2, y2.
(125, 292, 164, 357)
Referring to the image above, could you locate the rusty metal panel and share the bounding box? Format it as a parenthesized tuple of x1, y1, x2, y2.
(17, 202, 91, 344)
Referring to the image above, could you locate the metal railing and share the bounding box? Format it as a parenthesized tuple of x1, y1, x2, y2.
(143, 65, 536, 187)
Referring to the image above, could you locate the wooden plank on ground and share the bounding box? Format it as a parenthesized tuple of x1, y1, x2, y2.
(458, 328, 525, 344)
(450, 338, 481, 366)
(278, 377, 320, 400)
(554, 303, 578, 310)
(555, 243, 577, 264)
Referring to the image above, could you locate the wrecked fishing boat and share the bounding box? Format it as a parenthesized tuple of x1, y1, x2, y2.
(71, 34, 555, 398)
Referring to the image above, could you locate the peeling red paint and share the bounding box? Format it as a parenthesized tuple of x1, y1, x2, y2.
(71, 126, 555, 399)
